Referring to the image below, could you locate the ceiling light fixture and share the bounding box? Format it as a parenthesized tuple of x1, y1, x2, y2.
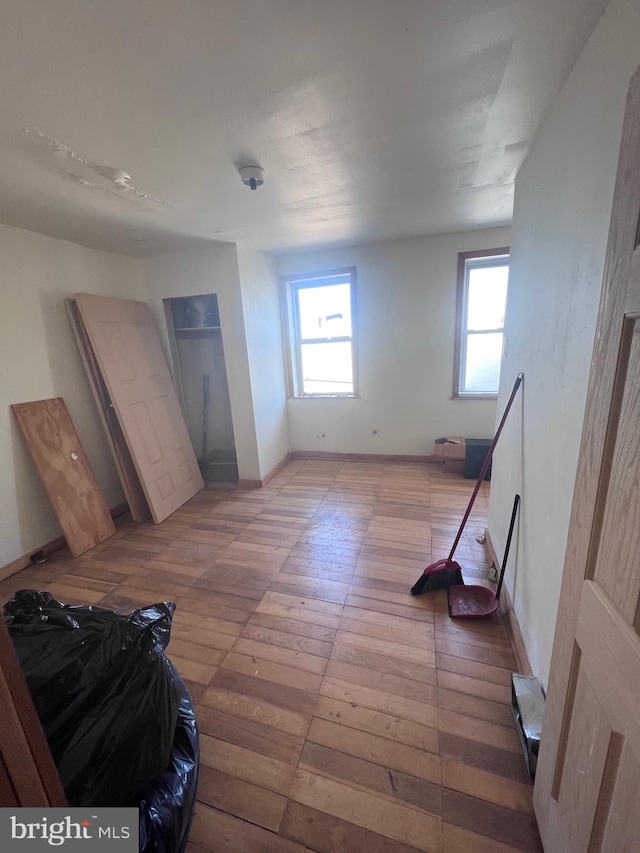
(239, 165, 265, 190)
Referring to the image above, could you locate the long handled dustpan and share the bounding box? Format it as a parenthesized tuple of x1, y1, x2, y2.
(411, 372, 523, 595)
(448, 494, 520, 619)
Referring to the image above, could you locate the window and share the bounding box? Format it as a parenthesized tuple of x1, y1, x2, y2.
(454, 248, 509, 397)
(280, 268, 356, 397)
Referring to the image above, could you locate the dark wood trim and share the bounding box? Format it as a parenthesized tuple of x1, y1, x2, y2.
(291, 450, 439, 464)
(261, 452, 292, 486)
(110, 502, 130, 519)
(453, 247, 510, 398)
(212, 455, 293, 490)
(0, 537, 67, 583)
(484, 527, 533, 677)
(0, 617, 67, 806)
(0, 502, 130, 582)
(237, 479, 263, 489)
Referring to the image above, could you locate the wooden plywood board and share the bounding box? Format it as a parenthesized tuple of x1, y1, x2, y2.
(11, 398, 116, 557)
(75, 293, 204, 523)
(65, 299, 150, 523)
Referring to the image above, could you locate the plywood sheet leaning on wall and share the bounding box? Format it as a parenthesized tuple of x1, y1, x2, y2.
(65, 298, 151, 523)
(75, 293, 204, 523)
(11, 398, 116, 557)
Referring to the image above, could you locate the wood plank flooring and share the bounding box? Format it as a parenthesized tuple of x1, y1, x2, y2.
(0, 460, 542, 852)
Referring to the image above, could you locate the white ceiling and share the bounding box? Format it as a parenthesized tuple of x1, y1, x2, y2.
(0, 0, 608, 256)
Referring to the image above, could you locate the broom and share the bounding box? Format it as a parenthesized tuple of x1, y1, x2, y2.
(411, 372, 523, 595)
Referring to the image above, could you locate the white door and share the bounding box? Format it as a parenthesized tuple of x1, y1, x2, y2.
(534, 67, 640, 851)
(75, 293, 204, 523)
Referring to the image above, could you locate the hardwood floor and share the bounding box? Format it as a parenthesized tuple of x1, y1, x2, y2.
(0, 460, 542, 852)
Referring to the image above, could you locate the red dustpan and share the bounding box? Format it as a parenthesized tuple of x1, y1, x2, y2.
(448, 494, 520, 619)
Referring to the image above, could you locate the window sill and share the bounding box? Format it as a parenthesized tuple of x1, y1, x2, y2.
(452, 393, 498, 400)
(289, 394, 359, 400)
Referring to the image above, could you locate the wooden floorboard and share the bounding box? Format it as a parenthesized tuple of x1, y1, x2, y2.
(0, 460, 542, 852)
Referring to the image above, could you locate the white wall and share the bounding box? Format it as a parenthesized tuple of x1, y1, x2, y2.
(236, 247, 290, 477)
(0, 224, 144, 568)
(487, 0, 640, 690)
(277, 228, 510, 455)
(139, 244, 262, 482)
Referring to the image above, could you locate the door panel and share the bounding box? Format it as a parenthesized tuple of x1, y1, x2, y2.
(555, 665, 611, 851)
(597, 746, 640, 851)
(591, 319, 640, 622)
(75, 293, 203, 523)
(66, 299, 150, 523)
(534, 67, 640, 852)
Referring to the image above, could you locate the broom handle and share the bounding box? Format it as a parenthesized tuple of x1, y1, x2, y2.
(496, 494, 520, 600)
(447, 372, 523, 561)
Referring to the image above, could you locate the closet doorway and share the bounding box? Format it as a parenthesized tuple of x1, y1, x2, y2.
(164, 293, 238, 483)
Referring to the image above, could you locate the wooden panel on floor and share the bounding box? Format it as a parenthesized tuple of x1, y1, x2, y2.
(299, 741, 442, 815)
(196, 706, 306, 766)
(442, 757, 533, 815)
(197, 765, 287, 831)
(281, 800, 428, 853)
(439, 733, 532, 785)
(331, 641, 437, 686)
(232, 638, 329, 675)
(438, 708, 522, 754)
(11, 398, 116, 557)
(199, 733, 296, 795)
(189, 802, 300, 851)
(289, 769, 443, 853)
(211, 668, 317, 718)
(442, 789, 542, 852)
(200, 685, 312, 740)
(307, 718, 441, 784)
(319, 677, 438, 727)
(443, 822, 530, 853)
(222, 651, 323, 693)
(324, 659, 436, 705)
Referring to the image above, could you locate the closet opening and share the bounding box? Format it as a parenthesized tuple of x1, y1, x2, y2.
(164, 294, 238, 483)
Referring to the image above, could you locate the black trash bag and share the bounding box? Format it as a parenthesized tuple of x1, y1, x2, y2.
(4, 590, 180, 807)
(139, 662, 199, 853)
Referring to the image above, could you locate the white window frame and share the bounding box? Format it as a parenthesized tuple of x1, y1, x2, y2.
(454, 248, 510, 398)
(280, 268, 357, 398)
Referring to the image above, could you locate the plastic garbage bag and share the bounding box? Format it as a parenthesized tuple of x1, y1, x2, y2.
(4, 590, 180, 808)
(139, 663, 199, 853)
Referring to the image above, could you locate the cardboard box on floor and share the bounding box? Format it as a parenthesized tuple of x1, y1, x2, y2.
(443, 459, 465, 475)
(434, 436, 466, 460)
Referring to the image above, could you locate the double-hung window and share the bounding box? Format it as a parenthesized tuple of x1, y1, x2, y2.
(281, 268, 356, 397)
(454, 249, 509, 397)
